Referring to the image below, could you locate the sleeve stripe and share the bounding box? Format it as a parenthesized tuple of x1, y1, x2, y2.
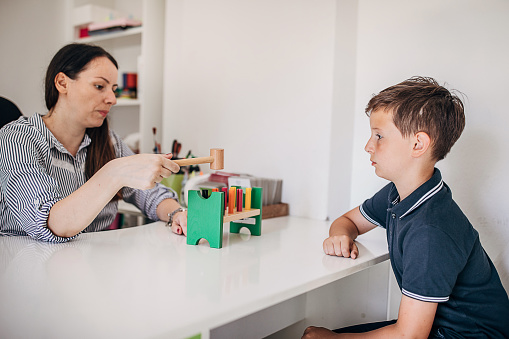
(402, 288, 449, 303)
(359, 205, 382, 227)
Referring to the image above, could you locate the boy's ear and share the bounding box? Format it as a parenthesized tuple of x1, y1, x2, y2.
(54, 72, 70, 94)
(412, 132, 431, 158)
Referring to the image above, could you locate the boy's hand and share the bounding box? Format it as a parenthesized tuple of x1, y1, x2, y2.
(302, 326, 339, 339)
(323, 235, 359, 259)
(323, 206, 376, 259)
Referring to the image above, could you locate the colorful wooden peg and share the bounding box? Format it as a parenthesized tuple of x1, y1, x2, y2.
(236, 188, 243, 212)
(245, 187, 252, 210)
(228, 187, 235, 214)
(222, 187, 228, 214)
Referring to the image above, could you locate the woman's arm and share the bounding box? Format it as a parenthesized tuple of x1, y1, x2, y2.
(47, 154, 179, 238)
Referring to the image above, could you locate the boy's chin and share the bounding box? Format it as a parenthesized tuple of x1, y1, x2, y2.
(374, 168, 390, 181)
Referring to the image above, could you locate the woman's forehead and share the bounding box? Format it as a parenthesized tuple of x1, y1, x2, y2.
(80, 57, 118, 79)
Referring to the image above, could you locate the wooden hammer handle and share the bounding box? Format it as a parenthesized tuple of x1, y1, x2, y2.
(173, 156, 214, 167)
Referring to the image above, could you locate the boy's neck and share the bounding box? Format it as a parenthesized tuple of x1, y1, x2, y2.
(394, 165, 435, 201)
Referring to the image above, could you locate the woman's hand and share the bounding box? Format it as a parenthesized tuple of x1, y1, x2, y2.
(109, 153, 180, 190)
(170, 210, 188, 236)
(156, 199, 188, 237)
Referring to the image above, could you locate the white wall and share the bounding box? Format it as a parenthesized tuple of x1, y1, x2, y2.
(0, 0, 69, 116)
(327, 0, 357, 222)
(353, 0, 509, 291)
(162, 0, 337, 219)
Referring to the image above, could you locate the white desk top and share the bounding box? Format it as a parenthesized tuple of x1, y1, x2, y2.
(0, 217, 388, 339)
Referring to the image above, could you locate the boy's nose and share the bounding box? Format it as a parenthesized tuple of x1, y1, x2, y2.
(365, 139, 374, 153)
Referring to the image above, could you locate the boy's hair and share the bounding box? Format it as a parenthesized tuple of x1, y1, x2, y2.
(365, 76, 465, 161)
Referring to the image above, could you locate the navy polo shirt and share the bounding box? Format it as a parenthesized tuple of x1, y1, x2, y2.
(361, 168, 509, 338)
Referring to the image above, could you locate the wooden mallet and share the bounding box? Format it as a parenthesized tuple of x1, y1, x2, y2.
(173, 148, 224, 170)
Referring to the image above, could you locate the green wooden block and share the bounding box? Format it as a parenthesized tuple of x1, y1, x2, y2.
(230, 187, 263, 236)
(187, 190, 225, 249)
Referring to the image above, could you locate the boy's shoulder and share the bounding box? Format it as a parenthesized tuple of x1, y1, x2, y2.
(405, 183, 478, 251)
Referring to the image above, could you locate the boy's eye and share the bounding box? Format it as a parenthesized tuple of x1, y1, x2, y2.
(376, 133, 383, 140)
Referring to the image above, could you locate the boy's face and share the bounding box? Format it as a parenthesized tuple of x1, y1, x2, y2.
(364, 109, 415, 182)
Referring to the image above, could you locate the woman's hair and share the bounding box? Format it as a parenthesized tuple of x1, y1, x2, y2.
(365, 76, 465, 161)
(45, 43, 121, 199)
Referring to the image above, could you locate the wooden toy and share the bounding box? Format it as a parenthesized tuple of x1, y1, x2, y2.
(187, 187, 263, 249)
(174, 148, 224, 170)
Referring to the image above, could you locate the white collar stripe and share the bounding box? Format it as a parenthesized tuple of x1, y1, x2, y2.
(400, 180, 444, 219)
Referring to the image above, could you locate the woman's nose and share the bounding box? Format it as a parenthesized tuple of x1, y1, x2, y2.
(106, 90, 117, 105)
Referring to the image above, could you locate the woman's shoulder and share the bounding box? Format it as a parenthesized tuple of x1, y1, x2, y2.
(0, 114, 51, 150)
(1, 114, 28, 130)
(1, 113, 42, 133)
(0, 115, 32, 140)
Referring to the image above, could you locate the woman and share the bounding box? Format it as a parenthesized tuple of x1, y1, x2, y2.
(0, 43, 187, 242)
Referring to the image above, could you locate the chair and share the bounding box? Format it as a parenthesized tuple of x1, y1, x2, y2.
(0, 96, 23, 128)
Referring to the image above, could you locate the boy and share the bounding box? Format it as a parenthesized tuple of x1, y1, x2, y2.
(302, 77, 509, 338)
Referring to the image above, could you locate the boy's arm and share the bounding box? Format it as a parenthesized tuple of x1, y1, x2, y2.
(302, 295, 437, 338)
(323, 206, 376, 258)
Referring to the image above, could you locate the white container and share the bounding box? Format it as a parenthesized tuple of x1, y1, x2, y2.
(73, 4, 125, 27)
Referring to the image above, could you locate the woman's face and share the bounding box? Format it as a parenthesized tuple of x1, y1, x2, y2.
(65, 57, 118, 129)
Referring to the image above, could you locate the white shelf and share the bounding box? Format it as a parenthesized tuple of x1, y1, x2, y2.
(71, 0, 165, 154)
(76, 26, 143, 43)
(116, 98, 140, 107)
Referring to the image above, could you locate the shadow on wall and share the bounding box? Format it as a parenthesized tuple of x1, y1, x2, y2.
(444, 128, 509, 291)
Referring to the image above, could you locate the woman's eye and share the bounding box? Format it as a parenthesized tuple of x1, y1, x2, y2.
(95, 85, 104, 90)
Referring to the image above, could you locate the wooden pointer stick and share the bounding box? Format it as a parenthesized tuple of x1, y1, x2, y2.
(173, 148, 224, 170)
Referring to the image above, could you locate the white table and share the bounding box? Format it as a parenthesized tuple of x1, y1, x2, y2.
(0, 217, 389, 339)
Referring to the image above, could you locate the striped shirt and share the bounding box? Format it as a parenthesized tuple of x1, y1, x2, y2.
(0, 113, 177, 243)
